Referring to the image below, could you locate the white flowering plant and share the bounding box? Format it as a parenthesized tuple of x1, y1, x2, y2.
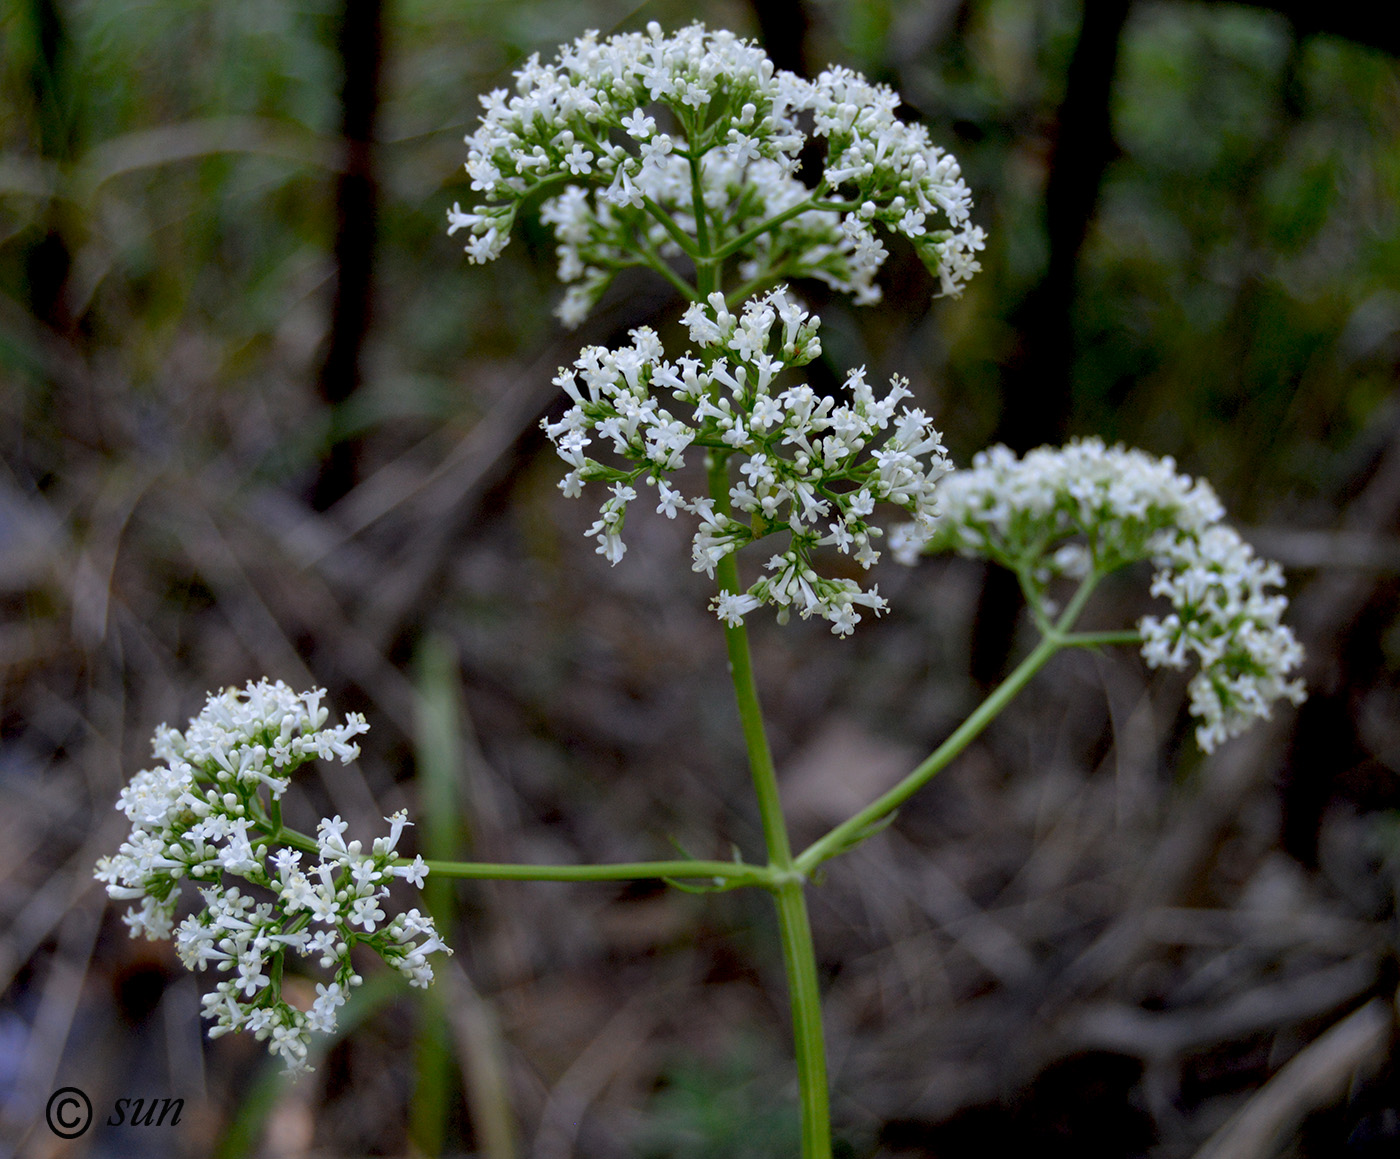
(98, 22, 1306, 1155)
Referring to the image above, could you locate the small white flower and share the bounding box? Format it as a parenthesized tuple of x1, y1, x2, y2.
(308, 982, 346, 1034)
(395, 855, 429, 888)
(562, 142, 593, 175)
(621, 109, 655, 139)
(713, 591, 763, 627)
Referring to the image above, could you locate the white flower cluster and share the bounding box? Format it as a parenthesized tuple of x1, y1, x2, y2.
(893, 439, 1227, 576)
(94, 680, 449, 1075)
(893, 439, 1306, 751)
(543, 287, 951, 634)
(448, 22, 984, 324)
(1139, 527, 1306, 752)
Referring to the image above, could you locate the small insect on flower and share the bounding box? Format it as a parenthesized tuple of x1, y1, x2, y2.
(94, 680, 451, 1075)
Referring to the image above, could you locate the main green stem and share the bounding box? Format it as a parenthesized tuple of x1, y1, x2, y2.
(692, 188, 830, 1156)
(707, 451, 832, 1159)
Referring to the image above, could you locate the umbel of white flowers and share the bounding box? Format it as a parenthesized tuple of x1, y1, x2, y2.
(543, 286, 951, 635)
(94, 680, 450, 1075)
(449, 21, 986, 325)
(893, 439, 1307, 751)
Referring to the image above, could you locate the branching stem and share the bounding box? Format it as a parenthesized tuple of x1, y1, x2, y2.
(794, 571, 1102, 876)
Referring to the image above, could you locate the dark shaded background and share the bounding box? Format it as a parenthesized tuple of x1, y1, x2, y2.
(3, 0, 1400, 1155)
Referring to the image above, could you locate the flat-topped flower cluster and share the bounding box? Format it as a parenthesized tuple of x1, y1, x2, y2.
(895, 439, 1306, 750)
(448, 22, 984, 324)
(94, 680, 449, 1074)
(543, 287, 951, 634)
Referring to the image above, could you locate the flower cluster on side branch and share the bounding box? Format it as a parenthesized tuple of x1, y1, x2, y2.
(894, 439, 1306, 751)
(94, 680, 449, 1074)
(542, 287, 951, 634)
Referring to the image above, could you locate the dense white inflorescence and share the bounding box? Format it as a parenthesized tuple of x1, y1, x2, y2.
(893, 439, 1306, 751)
(449, 22, 985, 324)
(94, 680, 449, 1074)
(542, 287, 951, 634)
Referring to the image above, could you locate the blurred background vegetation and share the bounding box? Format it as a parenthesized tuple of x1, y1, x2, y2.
(3, 0, 1400, 1156)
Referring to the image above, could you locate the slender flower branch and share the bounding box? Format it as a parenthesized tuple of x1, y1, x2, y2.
(1015, 562, 1058, 638)
(1053, 568, 1103, 635)
(632, 242, 701, 301)
(224, 810, 770, 887)
(250, 817, 320, 858)
(711, 186, 835, 261)
(795, 634, 1062, 875)
(419, 858, 765, 884)
(641, 194, 703, 260)
(794, 573, 1101, 876)
(1061, 629, 1144, 648)
(257, 816, 771, 886)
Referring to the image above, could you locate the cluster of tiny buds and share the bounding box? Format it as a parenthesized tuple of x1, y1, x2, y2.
(542, 287, 951, 634)
(449, 22, 984, 324)
(94, 680, 450, 1074)
(891, 439, 1306, 750)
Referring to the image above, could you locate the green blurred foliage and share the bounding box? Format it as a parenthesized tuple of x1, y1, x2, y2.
(637, 1041, 805, 1159)
(1078, 6, 1400, 516)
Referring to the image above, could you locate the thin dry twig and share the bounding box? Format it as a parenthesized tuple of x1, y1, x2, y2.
(1192, 998, 1392, 1159)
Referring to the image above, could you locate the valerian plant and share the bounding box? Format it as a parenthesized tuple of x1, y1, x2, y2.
(99, 23, 1305, 1155)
